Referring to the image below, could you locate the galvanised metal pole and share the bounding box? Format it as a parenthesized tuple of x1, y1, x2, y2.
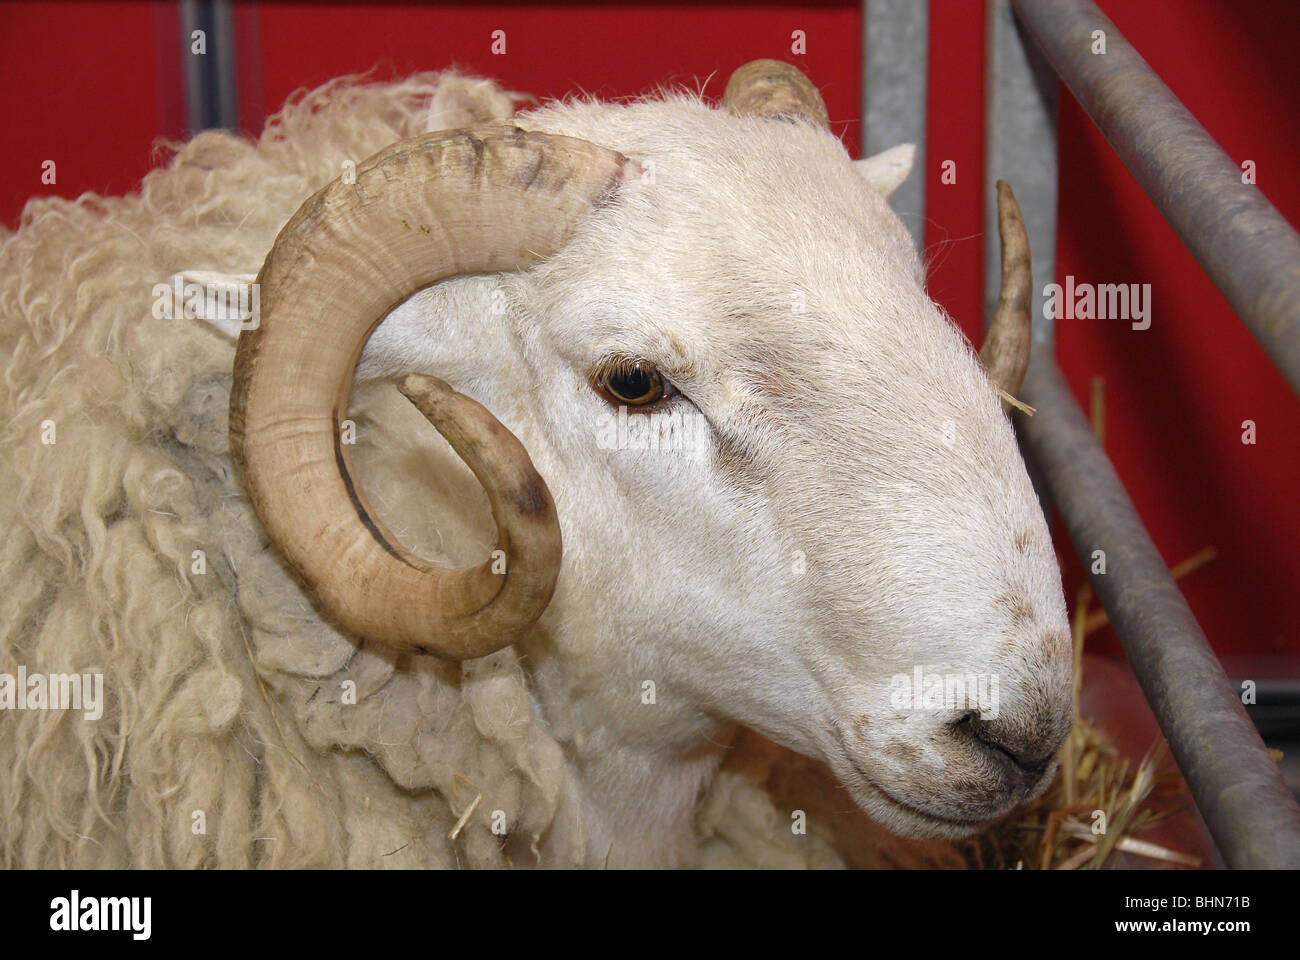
(1012, 0, 1300, 395)
(1017, 349, 1300, 868)
(985, 0, 1300, 870)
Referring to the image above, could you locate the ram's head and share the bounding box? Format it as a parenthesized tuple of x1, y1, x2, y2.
(229, 61, 1070, 840)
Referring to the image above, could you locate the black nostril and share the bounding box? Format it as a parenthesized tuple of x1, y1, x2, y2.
(952, 712, 1052, 776)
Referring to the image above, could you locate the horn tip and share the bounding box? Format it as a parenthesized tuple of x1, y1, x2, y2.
(722, 59, 830, 128)
(397, 372, 451, 407)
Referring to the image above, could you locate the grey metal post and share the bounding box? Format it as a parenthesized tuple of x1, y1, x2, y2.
(989, 0, 1300, 867)
(1017, 352, 1300, 868)
(863, 0, 930, 252)
(1012, 0, 1300, 395)
(180, 0, 239, 133)
(985, 0, 1057, 336)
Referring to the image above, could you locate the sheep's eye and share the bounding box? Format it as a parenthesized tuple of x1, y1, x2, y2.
(594, 361, 672, 406)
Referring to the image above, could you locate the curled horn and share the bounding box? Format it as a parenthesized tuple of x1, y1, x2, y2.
(722, 59, 830, 128)
(981, 180, 1033, 412)
(230, 124, 639, 658)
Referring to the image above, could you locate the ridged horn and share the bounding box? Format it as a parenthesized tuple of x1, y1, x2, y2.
(981, 179, 1033, 410)
(230, 123, 639, 658)
(722, 59, 830, 128)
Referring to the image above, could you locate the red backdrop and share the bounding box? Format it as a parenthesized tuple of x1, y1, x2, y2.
(4, 1, 1296, 661)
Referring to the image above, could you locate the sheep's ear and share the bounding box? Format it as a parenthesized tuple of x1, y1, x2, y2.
(854, 143, 916, 198)
(161, 271, 259, 339)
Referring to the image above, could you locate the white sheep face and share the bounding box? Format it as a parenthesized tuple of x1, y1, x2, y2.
(357, 94, 1073, 845)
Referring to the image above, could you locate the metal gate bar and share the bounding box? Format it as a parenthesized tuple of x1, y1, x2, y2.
(1012, 0, 1300, 394)
(1018, 355, 1300, 869)
(998, 0, 1300, 867)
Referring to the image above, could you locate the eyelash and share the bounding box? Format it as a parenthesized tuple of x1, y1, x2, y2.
(590, 356, 681, 408)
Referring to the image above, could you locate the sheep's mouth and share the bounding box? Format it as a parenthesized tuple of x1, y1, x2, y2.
(843, 755, 990, 831)
(832, 732, 999, 835)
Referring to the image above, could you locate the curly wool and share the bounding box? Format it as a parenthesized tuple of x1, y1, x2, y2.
(0, 71, 577, 868)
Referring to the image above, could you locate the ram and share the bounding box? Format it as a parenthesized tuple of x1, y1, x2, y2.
(0, 61, 1070, 868)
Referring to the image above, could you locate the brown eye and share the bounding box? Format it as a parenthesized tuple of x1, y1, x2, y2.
(594, 361, 671, 406)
